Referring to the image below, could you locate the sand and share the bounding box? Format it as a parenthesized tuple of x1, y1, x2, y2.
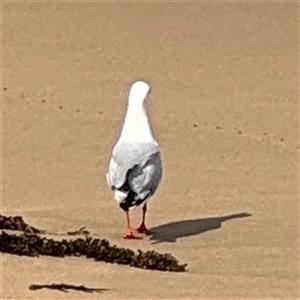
(1, 2, 299, 299)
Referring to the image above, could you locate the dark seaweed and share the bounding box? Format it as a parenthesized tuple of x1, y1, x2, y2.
(29, 283, 109, 293)
(0, 214, 187, 272)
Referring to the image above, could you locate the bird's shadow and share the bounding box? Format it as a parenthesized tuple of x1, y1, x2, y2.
(148, 212, 252, 244)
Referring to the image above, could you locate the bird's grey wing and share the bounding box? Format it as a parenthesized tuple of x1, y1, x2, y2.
(106, 142, 160, 190)
(128, 152, 163, 201)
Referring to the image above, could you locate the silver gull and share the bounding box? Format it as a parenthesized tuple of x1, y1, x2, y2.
(106, 80, 163, 239)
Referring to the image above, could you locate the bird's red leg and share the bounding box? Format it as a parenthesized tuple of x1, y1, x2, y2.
(135, 204, 151, 234)
(123, 211, 142, 239)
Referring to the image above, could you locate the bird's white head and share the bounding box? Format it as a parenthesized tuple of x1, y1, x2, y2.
(128, 80, 151, 104)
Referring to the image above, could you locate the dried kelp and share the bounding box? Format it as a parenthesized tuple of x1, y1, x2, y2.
(0, 214, 44, 233)
(0, 214, 91, 236)
(0, 229, 187, 272)
(67, 226, 90, 236)
(29, 283, 109, 293)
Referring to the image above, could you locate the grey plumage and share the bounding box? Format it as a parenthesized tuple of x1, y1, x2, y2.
(107, 142, 162, 210)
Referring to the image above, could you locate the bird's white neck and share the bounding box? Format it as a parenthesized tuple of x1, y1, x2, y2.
(119, 100, 156, 143)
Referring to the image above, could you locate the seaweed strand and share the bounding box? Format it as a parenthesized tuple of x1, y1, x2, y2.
(0, 214, 187, 272)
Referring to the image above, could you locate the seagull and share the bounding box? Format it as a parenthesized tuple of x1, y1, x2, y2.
(106, 80, 163, 239)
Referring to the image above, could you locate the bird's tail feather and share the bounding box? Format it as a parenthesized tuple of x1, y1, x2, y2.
(114, 190, 128, 204)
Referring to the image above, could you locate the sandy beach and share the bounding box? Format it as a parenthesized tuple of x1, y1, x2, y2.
(1, 2, 299, 299)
